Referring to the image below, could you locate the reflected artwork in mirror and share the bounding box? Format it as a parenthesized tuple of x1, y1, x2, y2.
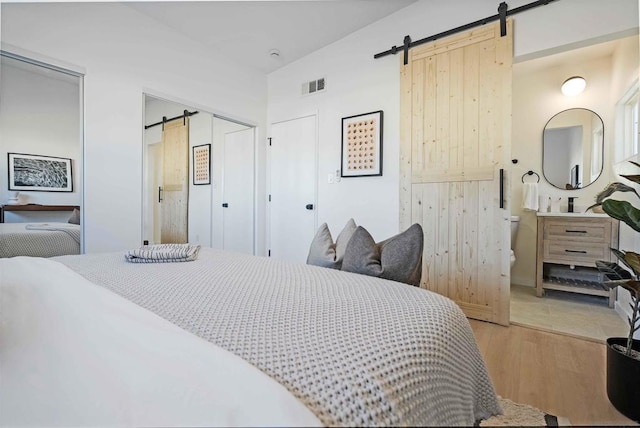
(542, 108, 604, 190)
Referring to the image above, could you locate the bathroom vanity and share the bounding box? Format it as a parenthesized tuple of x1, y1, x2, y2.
(536, 213, 619, 307)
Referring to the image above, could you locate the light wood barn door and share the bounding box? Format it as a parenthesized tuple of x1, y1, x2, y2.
(161, 118, 189, 244)
(400, 21, 512, 325)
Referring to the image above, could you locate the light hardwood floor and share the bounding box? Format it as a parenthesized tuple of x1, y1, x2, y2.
(470, 320, 637, 426)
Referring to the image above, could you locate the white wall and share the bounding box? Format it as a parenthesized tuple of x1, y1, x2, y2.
(1, 2, 266, 253)
(267, 0, 638, 247)
(612, 21, 640, 336)
(0, 58, 80, 219)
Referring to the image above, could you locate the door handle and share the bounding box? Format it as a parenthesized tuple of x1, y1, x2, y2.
(158, 186, 163, 203)
(499, 168, 504, 209)
(565, 249, 587, 254)
(222, 203, 229, 208)
(305, 204, 314, 210)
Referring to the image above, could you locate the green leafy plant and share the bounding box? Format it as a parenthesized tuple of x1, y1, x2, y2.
(594, 161, 640, 357)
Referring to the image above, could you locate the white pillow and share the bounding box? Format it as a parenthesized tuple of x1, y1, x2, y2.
(306, 219, 357, 269)
(68, 208, 80, 225)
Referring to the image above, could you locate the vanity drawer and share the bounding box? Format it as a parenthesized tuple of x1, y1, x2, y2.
(543, 220, 610, 243)
(543, 241, 612, 265)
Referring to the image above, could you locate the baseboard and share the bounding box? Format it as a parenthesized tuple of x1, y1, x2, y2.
(510, 276, 535, 288)
(510, 320, 605, 344)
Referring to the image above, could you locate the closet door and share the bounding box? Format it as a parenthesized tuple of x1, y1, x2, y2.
(222, 128, 254, 254)
(400, 21, 512, 325)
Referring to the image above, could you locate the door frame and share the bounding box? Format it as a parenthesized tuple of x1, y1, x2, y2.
(267, 112, 319, 258)
(141, 90, 258, 251)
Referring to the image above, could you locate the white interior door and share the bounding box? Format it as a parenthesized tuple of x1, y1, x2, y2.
(222, 128, 255, 254)
(269, 115, 317, 263)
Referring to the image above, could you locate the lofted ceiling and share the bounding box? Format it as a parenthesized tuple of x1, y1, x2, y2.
(126, 0, 418, 73)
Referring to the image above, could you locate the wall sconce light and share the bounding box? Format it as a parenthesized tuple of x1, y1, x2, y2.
(561, 76, 586, 97)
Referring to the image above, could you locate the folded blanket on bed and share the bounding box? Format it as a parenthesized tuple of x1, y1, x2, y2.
(124, 244, 201, 263)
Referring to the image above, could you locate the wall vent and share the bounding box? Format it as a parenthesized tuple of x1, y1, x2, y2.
(302, 78, 326, 96)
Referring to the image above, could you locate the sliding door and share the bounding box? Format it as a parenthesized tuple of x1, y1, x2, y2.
(0, 51, 84, 250)
(400, 21, 512, 325)
(160, 119, 189, 244)
(222, 128, 254, 254)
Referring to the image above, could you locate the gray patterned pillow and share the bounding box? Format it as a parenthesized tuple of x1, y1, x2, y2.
(341, 224, 423, 286)
(306, 219, 357, 269)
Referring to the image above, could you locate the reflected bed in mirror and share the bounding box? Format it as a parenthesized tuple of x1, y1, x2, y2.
(542, 108, 603, 190)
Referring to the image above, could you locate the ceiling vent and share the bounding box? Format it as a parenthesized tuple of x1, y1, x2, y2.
(302, 78, 326, 96)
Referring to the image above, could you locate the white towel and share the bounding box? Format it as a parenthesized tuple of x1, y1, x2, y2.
(125, 243, 201, 263)
(522, 182, 539, 211)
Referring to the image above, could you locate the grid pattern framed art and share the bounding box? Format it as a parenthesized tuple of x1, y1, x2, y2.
(341, 110, 383, 177)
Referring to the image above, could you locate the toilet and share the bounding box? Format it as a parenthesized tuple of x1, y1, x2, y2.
(510, 216, 520, 268)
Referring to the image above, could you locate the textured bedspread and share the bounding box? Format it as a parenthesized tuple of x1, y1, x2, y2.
(0, 222, 80, 258)
(57, 248, 501, 426)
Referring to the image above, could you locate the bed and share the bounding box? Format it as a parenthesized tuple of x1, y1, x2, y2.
(0, 222, 80, 258)
(0, 248, 501, 427)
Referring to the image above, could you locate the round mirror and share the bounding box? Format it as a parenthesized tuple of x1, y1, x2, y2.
(542, 108, 603, 190)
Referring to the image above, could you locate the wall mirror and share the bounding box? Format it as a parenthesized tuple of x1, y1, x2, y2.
(0, 51, 84, 253)
(142, 94, 256, 254)
(542, 108, 604, 190)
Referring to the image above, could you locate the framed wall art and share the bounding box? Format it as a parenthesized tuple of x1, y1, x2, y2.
(8, 152, 73, 192)
(341, 110, 383, 177)
(193, 143, 211, 185)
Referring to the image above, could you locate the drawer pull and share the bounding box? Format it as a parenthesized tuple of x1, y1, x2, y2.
(565, 249, 587, 254)
(565, 230, 587, 233)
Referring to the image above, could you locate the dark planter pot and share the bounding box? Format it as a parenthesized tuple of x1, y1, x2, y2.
(607, 337, 640, 422)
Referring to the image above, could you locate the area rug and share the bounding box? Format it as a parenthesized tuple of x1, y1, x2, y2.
(479, 397, 571, 426)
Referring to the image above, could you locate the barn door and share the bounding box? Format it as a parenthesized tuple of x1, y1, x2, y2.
(160, 118, 189, 244)
(400, 21, 512, 325)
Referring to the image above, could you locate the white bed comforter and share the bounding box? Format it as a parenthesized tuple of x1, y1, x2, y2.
(0, 222, 80, 258)
(56, 249, 501, 426)
(0, 257, 322, 427)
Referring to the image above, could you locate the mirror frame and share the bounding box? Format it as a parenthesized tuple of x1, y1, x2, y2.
(542, 107, 604, 190)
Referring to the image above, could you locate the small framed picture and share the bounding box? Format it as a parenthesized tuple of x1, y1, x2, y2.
(193, 144, 211, 185)
(8, 153, 73, 192)
(341, 110, 383, 177)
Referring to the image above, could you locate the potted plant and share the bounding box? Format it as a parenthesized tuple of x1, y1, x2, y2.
(591, 161, 640, 422)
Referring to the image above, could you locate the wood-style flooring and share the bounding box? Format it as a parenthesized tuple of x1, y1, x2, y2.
(510, 284, 628, 343)
(470, 319, 637, 426)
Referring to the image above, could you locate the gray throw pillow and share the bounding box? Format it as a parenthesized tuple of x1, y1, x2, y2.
(68, 208, 80, 225)
(341, 223, 423, 286)
(306, 219, 357, 269)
